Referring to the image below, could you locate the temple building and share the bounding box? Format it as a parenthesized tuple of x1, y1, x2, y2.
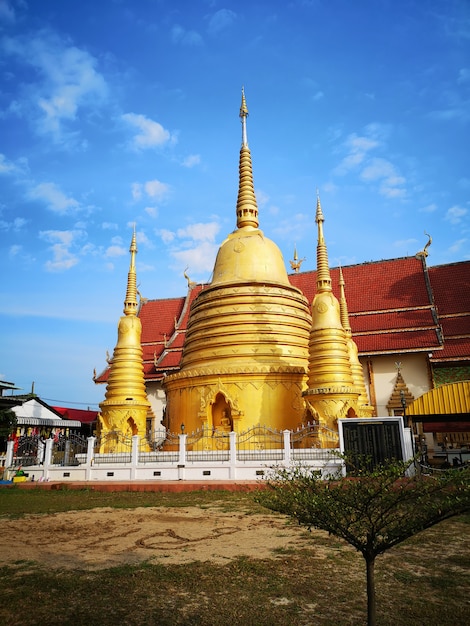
(95, 92, 470, 451)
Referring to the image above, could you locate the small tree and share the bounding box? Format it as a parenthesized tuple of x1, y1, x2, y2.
(0, 408, 17, 447)
(256, 458, 470, 626)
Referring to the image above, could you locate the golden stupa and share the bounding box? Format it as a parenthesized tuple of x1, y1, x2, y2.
(303, 195, 372, 445)
(97, 229, 154, 449)
(163, 89, 313, 437)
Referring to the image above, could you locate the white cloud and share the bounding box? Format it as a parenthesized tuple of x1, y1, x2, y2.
(448, 238, 467, 253)
(158, 228, 175, 244)
(9, 244, 21, 256)
(39, 229, 82, 271)
(3, 31, 108, 143)
(360, 157, 406, 198)
(458, 68, 470, 83)
(105, 245, 127, 258)
(171, 25, 203, 46)
(333, 132, 380, 175)
(255, 189, 269, 207)
(136, 230, 154, 249)
(102, 222, 118, 230)
(171, 241, 219, 274)
(177, 222, 220, 242)
(122, 112, 172, 149)
(0, 0, 20, 23)
(144, 206, 158, 218)
(144, 179, 170, 199)
(445, 205, 467, 224)
(207, 9, 237, 35)
(394, 237, 419, 249)
(29, 182, 80, 214)
(182, 154, 201, 168)
(0, 216, 27, 231)
(131, 182, 142, 201)
(419, 203, 438, 213)
(132, 180, 170, 202)
(45, 246, 78, 271)
(0, 153, 16, 174)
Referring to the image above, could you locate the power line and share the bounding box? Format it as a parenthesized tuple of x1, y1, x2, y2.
(42, 397, 100, 408)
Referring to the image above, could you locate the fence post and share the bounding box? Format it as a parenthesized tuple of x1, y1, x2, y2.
(85, 436, 95, 481)
(5, 439, 14, 469)
(178, 433, 186, 479)
(229, 431, 237, 478)
(130, 435, 139, 480)
(283, 429, 291, 466)
(43, 438, 53, 480)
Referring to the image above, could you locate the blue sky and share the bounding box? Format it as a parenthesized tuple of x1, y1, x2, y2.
(0, 0, 469, 408)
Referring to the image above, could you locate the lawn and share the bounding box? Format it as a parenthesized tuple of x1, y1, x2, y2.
(0, 486, 468, 625)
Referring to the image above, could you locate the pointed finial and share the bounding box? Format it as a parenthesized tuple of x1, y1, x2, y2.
(123, 228, 138, 316)
(240, 86, 249, 147)
(314, 191, 331, 292)
(315, 189, 324, 225)
(338, 266, 351, 332)
(236, 87, 259, 229)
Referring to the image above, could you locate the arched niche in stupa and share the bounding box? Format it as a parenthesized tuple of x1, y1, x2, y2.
(211, 393, 233, 432)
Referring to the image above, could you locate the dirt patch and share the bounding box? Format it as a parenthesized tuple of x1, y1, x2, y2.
(1, 506, 318, 570)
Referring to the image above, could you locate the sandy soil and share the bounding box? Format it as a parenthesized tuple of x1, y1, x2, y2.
(0, 506, 317, 570)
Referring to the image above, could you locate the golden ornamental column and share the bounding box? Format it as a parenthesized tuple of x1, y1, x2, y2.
(303, 194, 360, 443)
(98, 229, 154, 449)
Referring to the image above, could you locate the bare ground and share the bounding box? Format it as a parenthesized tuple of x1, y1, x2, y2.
(0, 505, 322, 570)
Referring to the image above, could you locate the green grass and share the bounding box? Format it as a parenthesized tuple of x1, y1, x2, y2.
(0, 487, 469, 626)
(0, 486, 264, 517)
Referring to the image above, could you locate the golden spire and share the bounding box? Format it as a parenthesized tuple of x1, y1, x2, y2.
(315, 192, 332, 292)
(338, 266, 351, 332)
(98, 228, 154, 448)
(338, 265, 375, 416)
(236, 87, 259, 229)
(123, 226, 138, 316)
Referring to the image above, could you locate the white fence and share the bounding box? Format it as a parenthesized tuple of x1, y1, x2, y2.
(3, 426, 342, 482)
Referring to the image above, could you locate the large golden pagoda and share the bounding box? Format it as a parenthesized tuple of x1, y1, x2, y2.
(163, 90, 312, 437)
(98, 229, 154, 448)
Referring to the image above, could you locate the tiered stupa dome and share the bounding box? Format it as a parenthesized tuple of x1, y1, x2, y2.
(163, 90, 312, 434)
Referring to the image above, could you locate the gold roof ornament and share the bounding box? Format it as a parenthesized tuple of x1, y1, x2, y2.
(416, 231, 432, 259)
(289, 245, 306, 273)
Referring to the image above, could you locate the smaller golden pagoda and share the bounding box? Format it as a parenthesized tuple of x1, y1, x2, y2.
(303, 194, 364, 444)
(97, 229, 154, 450)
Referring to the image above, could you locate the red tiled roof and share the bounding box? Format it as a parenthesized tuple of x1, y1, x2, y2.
(139, 296, 185, 344)
(94, 257, 469, 384)
(431, 337, 470, 362)
(429, 261, 470, 316)
(350, 309, 436, 333)
(355, 329, 442, 355)
(428, 261, 470, 363)
(290, 257, 433, 312)
(53, 406, 98, 424)
(439, 315, 470, 337)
